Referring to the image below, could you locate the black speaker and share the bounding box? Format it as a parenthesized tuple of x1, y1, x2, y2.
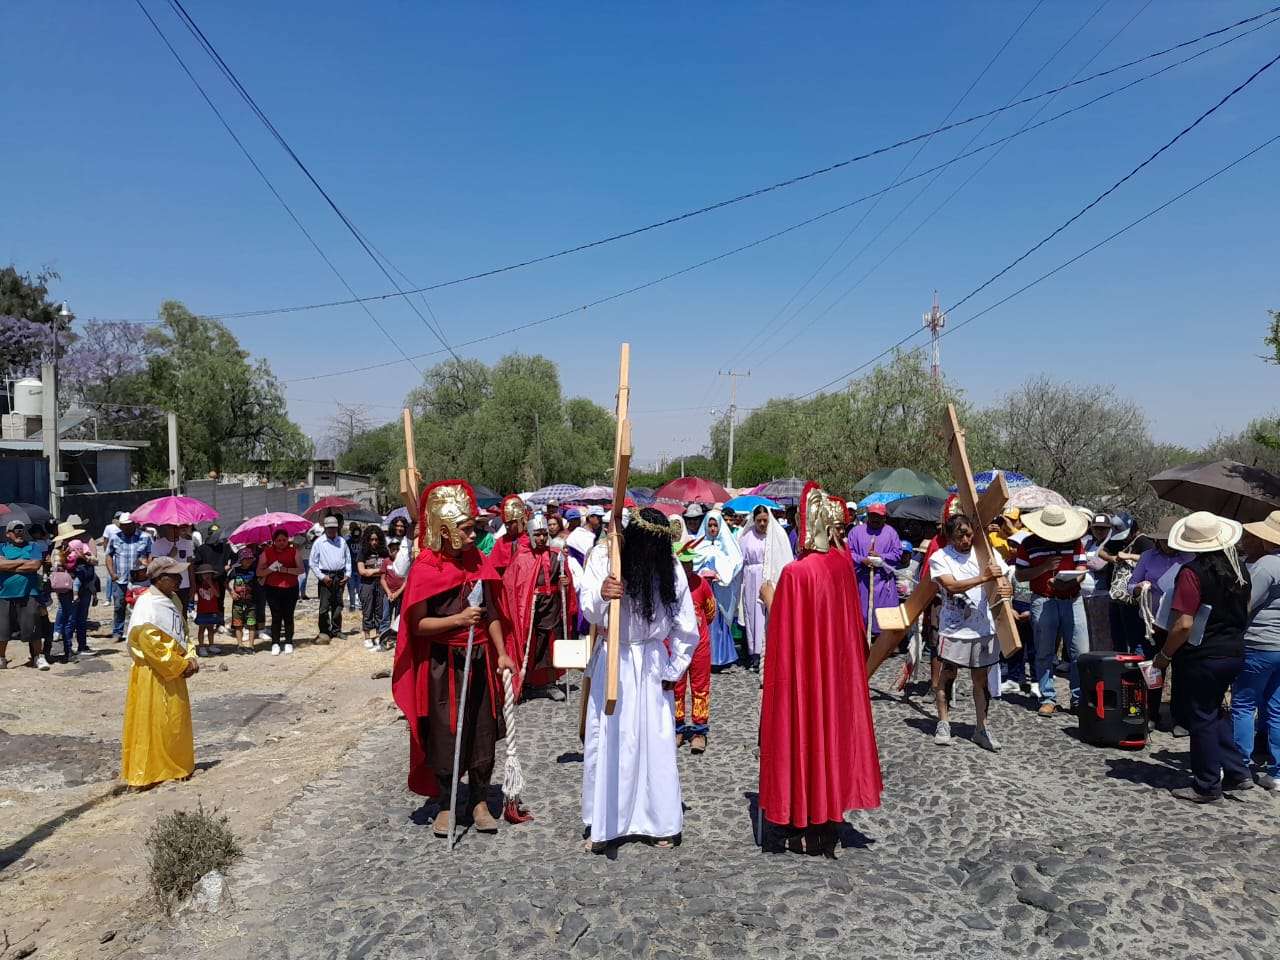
(1077, 652, 1147, 748)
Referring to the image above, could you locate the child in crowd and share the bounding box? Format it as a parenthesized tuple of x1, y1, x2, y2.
(228, 548, 259, 653)
(194, 565, 223, 656)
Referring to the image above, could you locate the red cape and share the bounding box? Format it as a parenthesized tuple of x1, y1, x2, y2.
(759, 548, 883, 828)
(690, 574, 715, 641)
(391, 544, 501, 797)
(489, 531, 531, 574)
(497, 546, 576, 699)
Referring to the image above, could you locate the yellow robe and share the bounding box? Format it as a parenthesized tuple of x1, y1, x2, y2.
(121, 588, 197, 787)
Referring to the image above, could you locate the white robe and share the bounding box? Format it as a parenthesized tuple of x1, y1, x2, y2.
(579, 555, 698, 843)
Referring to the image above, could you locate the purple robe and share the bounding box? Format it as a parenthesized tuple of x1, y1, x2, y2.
(848, 522, 902, 634)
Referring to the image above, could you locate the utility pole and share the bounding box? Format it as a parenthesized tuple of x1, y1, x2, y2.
(43, 301, 70, 517)
(922, 290, 947, 384)
(717, 369, 750, 488)
(167, 412, 181, 493)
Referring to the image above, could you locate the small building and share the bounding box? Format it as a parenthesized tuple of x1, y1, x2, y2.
(0, 439, 141, 493)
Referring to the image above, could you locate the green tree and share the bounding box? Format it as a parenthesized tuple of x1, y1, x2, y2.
(337, 421, 401, 479)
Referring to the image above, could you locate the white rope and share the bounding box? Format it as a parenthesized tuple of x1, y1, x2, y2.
(1137, 581, 1157, 640)
(500, 668, 525, 802)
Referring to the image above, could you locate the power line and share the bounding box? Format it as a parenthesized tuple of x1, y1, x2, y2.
(163, 0, 459, 360)
(132, 0, 425, 374)
(760, 0, 1149, 362)
(176, 5, 1280, 323)
(725, 0, 1048, 370)
(796, 122, 1280, 400)
(277, 28, 1274, 387)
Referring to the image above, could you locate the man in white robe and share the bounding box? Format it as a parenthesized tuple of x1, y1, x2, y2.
(579, 507, 697, 851)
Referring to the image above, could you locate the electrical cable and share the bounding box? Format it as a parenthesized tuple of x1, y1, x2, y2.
(181, 5, 1280, 321)
(164, 0, 459, 359)
(794, 128, 1280, 399)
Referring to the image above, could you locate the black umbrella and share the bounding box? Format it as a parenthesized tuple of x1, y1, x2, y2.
(2, 502, 54, 530)
(886, 495, 947, 523)
(1148, 459, 1280, 522)
(472, 484, 501, 508)
(343, 507, 383, 525)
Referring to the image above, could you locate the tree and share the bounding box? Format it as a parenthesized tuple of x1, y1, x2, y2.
(0, 265, 73, 379)
(337, 420, 401, 479)
(1264, 308, 1280, 364)
(60, 319, 157, 429)
(325, 403, 374, 460)
(1203, 414, 1280, 475)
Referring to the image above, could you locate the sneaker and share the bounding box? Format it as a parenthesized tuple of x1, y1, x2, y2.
(363, 638, 376, 650)
(283, 643, 294, 655)
(1029, 682, 1040, 698)
(208, 644, 222, 655)
(197, 645, 209, 657)
(258, 631, 271, 641)
(934, 720, 952, 745)
(1037, 703, 1057, 718)
(36, 655, 51, 671)
(974, 727, 1002, 752)
(1223, 777, 1256, 796)
(78, 643, 94, 655)
(1254, 772, 1278, 792)
(546, 685, 566, 702)
(1172, 725, 1190, 738)
(52, 631, 62, 642)
(112, 634, 124, 644)
(999, 680, 1020, 696)
(271, 643, 281, 656)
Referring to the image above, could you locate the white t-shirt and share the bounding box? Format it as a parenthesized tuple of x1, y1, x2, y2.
(928, 544, 1009, 639)
(152, 537, 195, 589)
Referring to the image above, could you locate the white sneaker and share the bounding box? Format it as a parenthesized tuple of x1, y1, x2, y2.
(271, 643, 281, 656)
(258, 631, 271, 641)
(934, 720, 952, 745)
(1030, 682, 1041, 698)
(36, 655, 51, 671)
(283, 643, 294, 655)
(975, 727, 1002, 752)
(999, 680, 1020, 695)
(363, 637, 375, 650)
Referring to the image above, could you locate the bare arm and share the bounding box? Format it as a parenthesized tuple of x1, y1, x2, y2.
(0, 557, 41, 573)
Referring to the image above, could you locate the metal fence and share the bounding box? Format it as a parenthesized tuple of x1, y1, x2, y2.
(0, 457, 49, 505)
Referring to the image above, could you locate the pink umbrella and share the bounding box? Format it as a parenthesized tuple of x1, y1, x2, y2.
(228, 512, 313, 546)
(131, 495, 218, 526)
(655, 476, 732, 505)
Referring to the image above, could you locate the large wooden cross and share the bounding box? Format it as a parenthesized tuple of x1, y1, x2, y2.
(867, 403, 1020, 676)
(398, 408, 421, 519)
(604, 344, 631, 715)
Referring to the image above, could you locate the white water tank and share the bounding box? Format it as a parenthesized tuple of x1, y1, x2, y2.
(13, 378, 43, 417)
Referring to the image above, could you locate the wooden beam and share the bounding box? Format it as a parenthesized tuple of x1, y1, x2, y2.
(400, 408, 420, 518)
(944, 404, 1020, 657)
(604, 344, 631, 715)
(976, 472, 1011, 528)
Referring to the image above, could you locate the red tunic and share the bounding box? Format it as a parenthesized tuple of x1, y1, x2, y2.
(759, 548, 883, 828)
(489, 531, 530, 575)
(391, 544, 501, 797)
(497, 545, 577, 699)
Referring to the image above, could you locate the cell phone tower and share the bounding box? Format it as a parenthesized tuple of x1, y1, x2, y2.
(922, 291, 947, 383)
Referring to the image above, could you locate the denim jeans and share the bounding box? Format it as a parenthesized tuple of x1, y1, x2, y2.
(1001, 598, 1033, 684)
(112, 581, 130, 637)
(299, 559, 310, 597)
(53, 592, 79, 654)
(1230, 647, 1280, 777)
(1030, 595, 1090, 706)
(1180, 654, 1249, 796)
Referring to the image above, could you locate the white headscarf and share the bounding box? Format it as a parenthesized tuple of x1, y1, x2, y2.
(740, 508, 792, 588)
(695, 509, 743, 586)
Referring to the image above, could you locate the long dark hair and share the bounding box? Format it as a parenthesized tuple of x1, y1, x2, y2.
(363, 525, 388, 558)
(622, 507, 679, 623)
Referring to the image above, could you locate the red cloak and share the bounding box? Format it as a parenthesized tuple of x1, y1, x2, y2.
(497, 545, 576, 699)
(489, 531, 530, 574)
(759, 548, 883, 828)
(391, 544, 501, 797)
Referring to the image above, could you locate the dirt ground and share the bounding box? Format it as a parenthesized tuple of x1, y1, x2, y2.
(0, 588, 397, 960)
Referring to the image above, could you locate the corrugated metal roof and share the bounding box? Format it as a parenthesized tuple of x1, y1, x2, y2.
(0, 440, 136, 453)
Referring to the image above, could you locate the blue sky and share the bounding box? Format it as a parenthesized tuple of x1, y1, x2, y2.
(5, 1, 1278, 466)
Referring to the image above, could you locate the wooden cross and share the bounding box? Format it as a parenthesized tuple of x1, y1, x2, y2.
(398, 408, 421, 520)
(604, 344, 631, 715)
(867, 403, 1021, 676)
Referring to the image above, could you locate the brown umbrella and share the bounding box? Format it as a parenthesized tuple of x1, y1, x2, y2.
(1148, 459, 1280, 522)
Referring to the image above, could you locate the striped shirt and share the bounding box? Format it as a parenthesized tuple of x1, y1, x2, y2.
(1014, 535, 1086, 598)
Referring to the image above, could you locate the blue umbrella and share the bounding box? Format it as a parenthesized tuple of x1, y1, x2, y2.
(950, 470, 1034, 494)
(723, 494, 782, 513)
(858, 491, 911, 509)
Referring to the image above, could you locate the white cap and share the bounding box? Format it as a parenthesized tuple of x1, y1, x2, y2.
(587, 506, 606, 517)
(323, 516, 340, 529)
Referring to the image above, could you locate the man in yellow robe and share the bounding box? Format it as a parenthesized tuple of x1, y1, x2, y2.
(122, 556, 200, 787)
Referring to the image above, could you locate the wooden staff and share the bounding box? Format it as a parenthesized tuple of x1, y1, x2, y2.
(604, 344, 631, 715)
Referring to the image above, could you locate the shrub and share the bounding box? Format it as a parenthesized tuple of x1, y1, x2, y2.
(144, 801, 242, 914)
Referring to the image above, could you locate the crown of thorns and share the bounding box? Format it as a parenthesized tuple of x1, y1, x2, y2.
(629, 513, 671, 538)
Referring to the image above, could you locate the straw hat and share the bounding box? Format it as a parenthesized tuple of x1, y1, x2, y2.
(1168, 511, 1242, 554)
(1243, 510, 1280, 549)
(1021, 505, 1089, 543)
(52, 520, 86, 543)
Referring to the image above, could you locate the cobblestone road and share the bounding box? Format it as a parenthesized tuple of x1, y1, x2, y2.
(138, 660, 1280, 960)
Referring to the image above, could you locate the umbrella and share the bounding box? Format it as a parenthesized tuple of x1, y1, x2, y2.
(757, 478, 805, 504)
(886, 495, 947, 523)
(723, 494, 781, 513)
(343, 507, 383, 524)
(854, 468, 948, 499)
(1006, 485, 1070, 511)
(629, 487, 656, 506)
(858, 491, 911, 509)
(951, 470, 1034, 494)
(2, 502, 54, 526)
(304, 495, 362, 520)
(386, 506, 412, 526)
(525, 483, 584, 507)
(227, 512, 313, 546)
(131, 495, 218, 526)
(656, 476, 732, 505)
(1148, 458, 1280, 522)
(571, 485, 614, 503)
(472, 484, 501, 508)
(650, 502, 685, 518)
